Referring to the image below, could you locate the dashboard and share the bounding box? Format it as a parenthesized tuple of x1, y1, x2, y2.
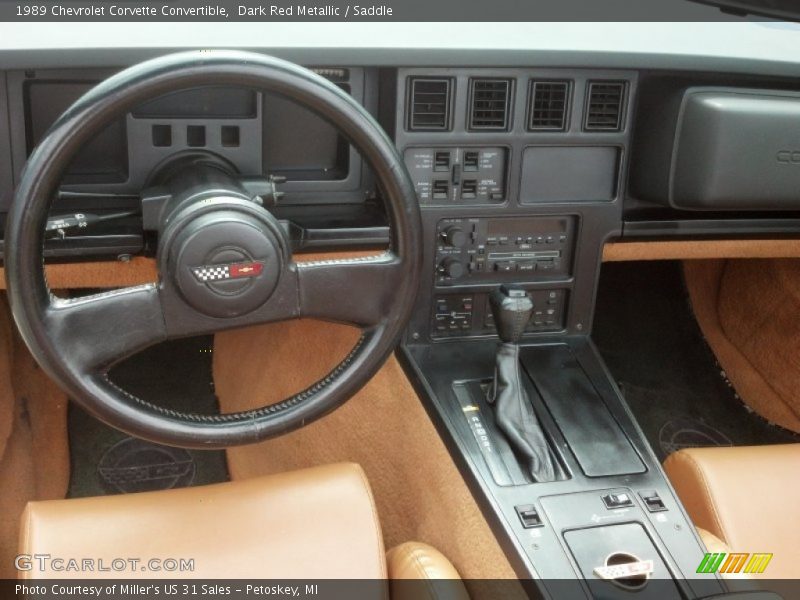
(2, 22, 800, 344)
(3, 24, 799, 589)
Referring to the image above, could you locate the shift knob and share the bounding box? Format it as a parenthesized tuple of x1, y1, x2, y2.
(489, 285, 533, 344)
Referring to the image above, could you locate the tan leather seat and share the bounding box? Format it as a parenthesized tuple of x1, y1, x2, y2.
(19, 462, 469, 598)
(664, 444, 800, 579)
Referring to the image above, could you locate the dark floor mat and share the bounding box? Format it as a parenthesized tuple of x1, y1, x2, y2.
(68, 335, 229, 498)
(593, 261, 799, 462)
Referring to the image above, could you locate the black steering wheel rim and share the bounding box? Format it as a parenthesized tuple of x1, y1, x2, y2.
(4, 50, 421, 448)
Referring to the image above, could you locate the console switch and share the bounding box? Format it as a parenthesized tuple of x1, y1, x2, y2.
(639, 490, 668, 512)
(515, 504, 543, 529)
(602, 492, 634, 509)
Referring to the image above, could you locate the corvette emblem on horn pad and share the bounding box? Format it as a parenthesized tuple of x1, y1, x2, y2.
(192, 261, 264, 283)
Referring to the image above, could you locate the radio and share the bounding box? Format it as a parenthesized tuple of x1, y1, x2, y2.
(435, 216, 575, 285)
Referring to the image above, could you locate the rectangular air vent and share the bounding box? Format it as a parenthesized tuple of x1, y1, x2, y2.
(408, 78, 452, 131)
(584, 82, 626, 131)
(528, 81, 570, 131)
(469, 79, 512, 131)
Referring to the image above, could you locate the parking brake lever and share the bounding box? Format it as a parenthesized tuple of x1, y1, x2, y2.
(488, 285, 556, 483)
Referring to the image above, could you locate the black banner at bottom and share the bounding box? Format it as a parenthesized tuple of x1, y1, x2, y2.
(2, 579, 798, 600)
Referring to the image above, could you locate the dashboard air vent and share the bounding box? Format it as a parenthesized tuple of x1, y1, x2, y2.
(585, 82, 626, 131)
(408, 78, 452, 131)
(528, 81, 570, 130)
(469, 79, 512, 130)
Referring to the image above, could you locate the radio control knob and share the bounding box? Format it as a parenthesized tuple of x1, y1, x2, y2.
(441, 226, 467, 248)
(440, 257, 465, 279)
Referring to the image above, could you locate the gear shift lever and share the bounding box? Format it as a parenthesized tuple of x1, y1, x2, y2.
(488, 285, 556, 482)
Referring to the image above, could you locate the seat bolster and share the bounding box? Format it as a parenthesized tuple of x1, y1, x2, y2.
(663, 449, 730, 542)
(19, 462, 386, 580)
(664, 444, 800, 579)
(386, 542, 470, 600)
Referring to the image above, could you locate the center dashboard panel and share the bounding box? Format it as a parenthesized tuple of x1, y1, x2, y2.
(396, 67, 636, 344)
(431, 215, 574, 338)
(394, 68, 732, 595)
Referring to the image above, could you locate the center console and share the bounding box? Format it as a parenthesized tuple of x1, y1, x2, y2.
(402, 339, 726, 598)
(395, 67, 737, 599)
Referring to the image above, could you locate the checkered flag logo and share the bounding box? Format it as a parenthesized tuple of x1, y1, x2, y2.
(192, 261, 264, 283)
(192, 265, 231, 282)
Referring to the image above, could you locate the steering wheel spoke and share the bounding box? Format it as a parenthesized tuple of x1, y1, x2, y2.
(296, 253, 404, 328)
(45, 285, 167, 373)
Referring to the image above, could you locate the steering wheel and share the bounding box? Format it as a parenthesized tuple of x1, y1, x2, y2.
(4, 51, 421, 448)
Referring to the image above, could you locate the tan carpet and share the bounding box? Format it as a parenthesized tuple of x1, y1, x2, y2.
(603, 239, 800, 262)
(0, 295, 70, 579)
(214, 319, 521, 591)
(684, 259, 800, 433)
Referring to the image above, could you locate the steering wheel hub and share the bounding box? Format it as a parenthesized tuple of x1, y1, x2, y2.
(169, 205, 285, 319)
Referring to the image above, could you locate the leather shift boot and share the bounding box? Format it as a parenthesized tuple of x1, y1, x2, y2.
(489, 343, 556, 483)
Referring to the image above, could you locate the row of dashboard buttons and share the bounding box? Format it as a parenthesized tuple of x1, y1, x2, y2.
(432, 290, 565, 338)
(484, 291, 561, 328)
(490, 258, 562, 273)
(486, 235, 567, 247)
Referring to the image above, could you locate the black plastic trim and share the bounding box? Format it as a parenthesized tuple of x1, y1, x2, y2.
(622, 218, 800, 238)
